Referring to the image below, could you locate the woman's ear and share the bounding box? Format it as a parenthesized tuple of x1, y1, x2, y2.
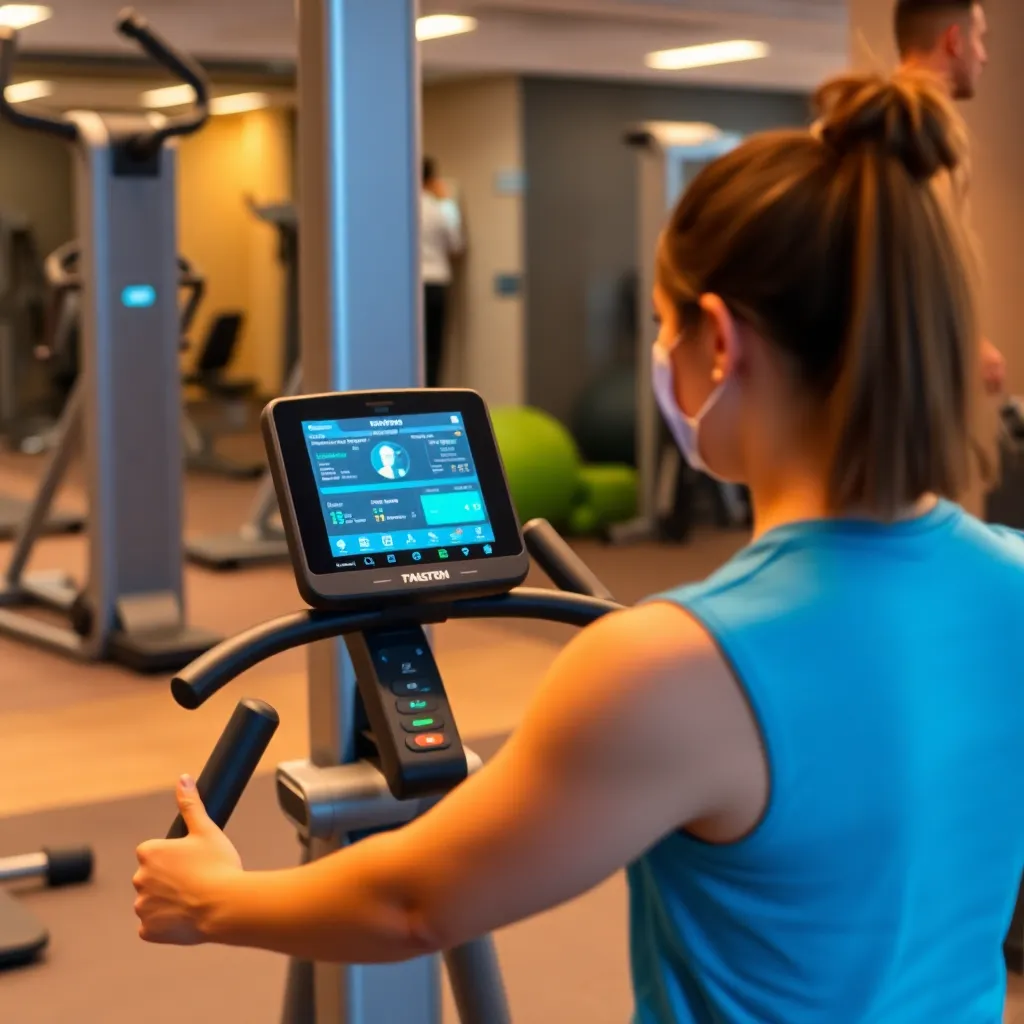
(699, 293, 742, 380)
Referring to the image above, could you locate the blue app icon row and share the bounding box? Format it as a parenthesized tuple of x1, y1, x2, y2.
(330, 522, 495, 558)
(359, 543, 493, 567)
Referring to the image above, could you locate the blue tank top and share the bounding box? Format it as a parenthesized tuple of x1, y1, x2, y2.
(629, 500, 1024, 1023)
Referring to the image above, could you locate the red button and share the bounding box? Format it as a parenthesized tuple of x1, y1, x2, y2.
(406, 732, 451, 752)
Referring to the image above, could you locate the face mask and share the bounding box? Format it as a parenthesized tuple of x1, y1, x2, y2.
(651, 338, 727, 479)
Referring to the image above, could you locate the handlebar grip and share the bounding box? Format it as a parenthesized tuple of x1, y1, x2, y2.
(0, 27, 76, 141)
(166, 699, 280, 838)
(523, 519, 617, 602)
(116, 7, 209, 149)
(171, 609, 381, 710)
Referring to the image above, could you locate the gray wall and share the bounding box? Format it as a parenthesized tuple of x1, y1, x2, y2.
(0, 122, 73, 257)
(522, 77, 810, 426)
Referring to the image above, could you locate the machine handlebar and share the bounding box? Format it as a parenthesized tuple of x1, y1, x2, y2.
(166, 698, 279, 838)
(522, 518, 617, 601)
(171, 588, 621, 710)
(116, 8, 209, 154)
(0, 27, 77, 142)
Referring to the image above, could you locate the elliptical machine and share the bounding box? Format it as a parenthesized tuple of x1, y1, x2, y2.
(0, 213, 83, 536)
(184, 198, 300, 571)
(163, 387, 621, 1023)
(0, 10, 221, 672)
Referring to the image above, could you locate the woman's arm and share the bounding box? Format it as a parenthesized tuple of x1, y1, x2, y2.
(135, 602, 762, 962)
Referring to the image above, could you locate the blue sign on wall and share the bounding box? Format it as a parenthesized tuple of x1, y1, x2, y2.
(494, 273, 522, 297)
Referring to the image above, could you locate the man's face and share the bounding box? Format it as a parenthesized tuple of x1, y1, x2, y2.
(950, 3, 988, 100)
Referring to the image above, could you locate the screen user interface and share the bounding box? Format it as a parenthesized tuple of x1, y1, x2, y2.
(301, 411, 497, 570)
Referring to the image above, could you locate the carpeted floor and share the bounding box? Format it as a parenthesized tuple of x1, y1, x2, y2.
(0, 734, 637, 1024)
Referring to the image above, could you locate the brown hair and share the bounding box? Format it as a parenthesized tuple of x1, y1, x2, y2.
(656, 69, 976, 519)
(895, 0, 981, 57)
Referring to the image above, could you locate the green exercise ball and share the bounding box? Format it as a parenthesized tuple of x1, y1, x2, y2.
(490, 406, 582, 527)
(575, 464, 638, 530)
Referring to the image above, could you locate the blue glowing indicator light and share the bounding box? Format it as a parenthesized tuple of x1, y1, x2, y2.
(121, 284, 156, 308)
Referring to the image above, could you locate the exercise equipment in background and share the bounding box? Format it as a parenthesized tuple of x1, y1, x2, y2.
(490, 405, 581, 526)
(608, 122, 747, 545)
(572, 363, 637, 468)
(181, 310, 263, 480)
(0, 8, 221, 671)
(38, 243, 257, 481)
(247, 196, 299, 393)
(0, 844, 94, 969)
(185, 198, 300, 571)
(490, 404, 637, 536)
(985, 398, 1024, 529)
(0, 215, 83, 538)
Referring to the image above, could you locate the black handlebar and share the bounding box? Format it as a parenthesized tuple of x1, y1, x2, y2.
(171, 588, 621, 710)
(166, 698, 279, 838)
(116, 8, 209, 155)
(0, 27, 77, 141)
(45, 243, 202, 290)
(522, 518, 617, 602)
(43, 242, 81, 290)
(246, 195, 299, 228)
(0, 11, 208, 152)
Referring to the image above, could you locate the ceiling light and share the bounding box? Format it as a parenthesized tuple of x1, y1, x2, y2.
(0, 4, 51, 29)
(141, 83, 194, 109)
(3, 79, 53, 103)
(644, 121, 723, 147)
(645, 40, 769, 72)
(210, 92, 270, 116)
(416, 14, 477, 42)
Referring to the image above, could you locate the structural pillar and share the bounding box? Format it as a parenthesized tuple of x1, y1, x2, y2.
(294, 2, 436, 1021)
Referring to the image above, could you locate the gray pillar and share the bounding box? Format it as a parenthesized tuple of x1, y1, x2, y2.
(295, 2, 437, 1021)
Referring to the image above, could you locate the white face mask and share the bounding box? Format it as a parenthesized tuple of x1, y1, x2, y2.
(651, 338, 727, 479)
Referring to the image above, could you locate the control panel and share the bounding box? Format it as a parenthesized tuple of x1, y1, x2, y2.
(346, 624, 467, 800)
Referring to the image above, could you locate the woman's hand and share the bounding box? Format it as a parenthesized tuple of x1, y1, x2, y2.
(133, 775, 243, 946)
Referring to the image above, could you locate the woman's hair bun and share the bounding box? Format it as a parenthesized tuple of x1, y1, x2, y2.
(814, 69, 967, 183)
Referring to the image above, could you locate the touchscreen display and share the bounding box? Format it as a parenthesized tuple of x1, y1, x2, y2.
(301, 411, 497, 571)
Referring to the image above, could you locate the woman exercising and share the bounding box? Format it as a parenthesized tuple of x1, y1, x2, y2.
(133, 71, 1024, 1022)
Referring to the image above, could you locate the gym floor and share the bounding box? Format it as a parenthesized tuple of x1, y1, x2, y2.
(0, 440, 1022, 1022)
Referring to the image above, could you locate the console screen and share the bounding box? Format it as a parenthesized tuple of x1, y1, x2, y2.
(301, 411, 497, 571)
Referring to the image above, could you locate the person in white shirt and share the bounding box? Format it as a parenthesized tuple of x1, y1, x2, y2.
(421, 157, 464, 388)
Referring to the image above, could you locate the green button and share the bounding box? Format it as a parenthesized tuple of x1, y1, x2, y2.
(401, 713, 445, 733)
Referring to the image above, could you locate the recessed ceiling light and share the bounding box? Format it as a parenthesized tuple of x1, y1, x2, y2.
(210, 92, 270, 116)
(416, 14, 478, 42)
(0, 4, 51, 29)
(645, 40, 769, 71)
(644, 121, 723, 147)
(141, 83, 194, 109)
(3, 79, 53, 103)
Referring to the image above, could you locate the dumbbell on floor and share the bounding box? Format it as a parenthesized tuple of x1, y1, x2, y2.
(0, 846, 94, 888)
